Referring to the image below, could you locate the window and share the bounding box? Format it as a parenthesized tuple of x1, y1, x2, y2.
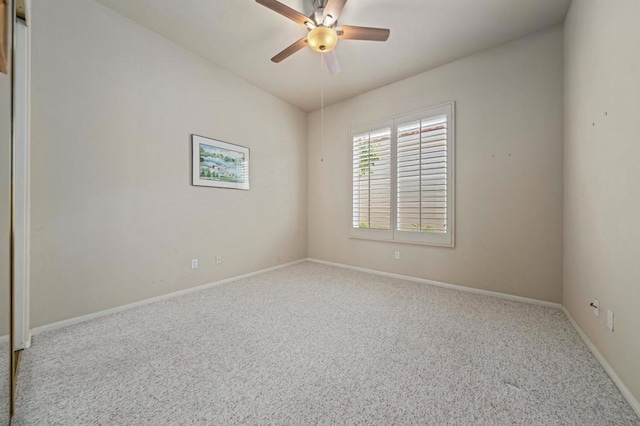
(351, 102, 455, 246)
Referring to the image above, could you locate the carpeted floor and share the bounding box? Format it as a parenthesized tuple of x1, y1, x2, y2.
(13, 262, 640, 425)
(0, 341, 8, 425)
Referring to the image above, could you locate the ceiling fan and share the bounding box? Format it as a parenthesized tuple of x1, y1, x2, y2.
(256, 0, 390, 75)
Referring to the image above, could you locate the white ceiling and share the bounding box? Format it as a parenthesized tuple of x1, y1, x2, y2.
(94, 0, 571, 112)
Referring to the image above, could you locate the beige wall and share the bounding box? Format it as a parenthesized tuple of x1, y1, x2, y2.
(29, 0, 308, 327)
(308, 26, 564, 303)
(564, 0, 640, 406)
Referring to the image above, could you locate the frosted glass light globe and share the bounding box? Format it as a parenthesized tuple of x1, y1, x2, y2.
(307, 26, 338, 52)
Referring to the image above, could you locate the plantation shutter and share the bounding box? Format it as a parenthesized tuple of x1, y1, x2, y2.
(352, 126, 392, 236)
(350, 102, 454, 246)
(396, 114, 448, 234)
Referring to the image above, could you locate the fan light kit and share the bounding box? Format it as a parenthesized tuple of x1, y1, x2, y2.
(307, 26, 338, 52)
(256, 0, 390, 75)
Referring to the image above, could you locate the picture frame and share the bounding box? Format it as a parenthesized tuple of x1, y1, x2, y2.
(192, 134, 250, 190)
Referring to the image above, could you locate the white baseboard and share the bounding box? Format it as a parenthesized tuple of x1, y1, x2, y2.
(31, 258, 308, 336)
(32, 256, 560, 338)
(0, 333, 30, 348)
(562, 307, 640, 418)
(307, 258, 562, 309)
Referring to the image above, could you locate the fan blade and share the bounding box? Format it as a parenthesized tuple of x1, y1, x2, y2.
(324, 50, 340, 75)
(339, 25, 390, 41)
(255, 0, 311, 25)
(271, 37, 308, 63)
(324, 0, 347, 23)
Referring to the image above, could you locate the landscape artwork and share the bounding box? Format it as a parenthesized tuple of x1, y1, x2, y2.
(192, 135, 250, 190)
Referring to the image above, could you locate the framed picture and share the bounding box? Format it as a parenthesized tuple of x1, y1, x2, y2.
(192, 134, 250, 190)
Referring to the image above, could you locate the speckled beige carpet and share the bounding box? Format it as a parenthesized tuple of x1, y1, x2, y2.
(13, 262, 640, 425)
(0, 341, 8, 424)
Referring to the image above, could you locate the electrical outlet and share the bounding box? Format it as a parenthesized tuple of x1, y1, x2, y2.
(394, 251, 400, 260)
(191, 259, 198, 269)
(591, 298, 599, 317)
(607, 309, 614, 331)
(215, 255, 222, 265)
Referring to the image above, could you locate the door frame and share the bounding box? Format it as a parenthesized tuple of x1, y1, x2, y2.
(13, 2, 29, 351)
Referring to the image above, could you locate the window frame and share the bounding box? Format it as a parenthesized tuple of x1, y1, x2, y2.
(349, 102, 455, 247)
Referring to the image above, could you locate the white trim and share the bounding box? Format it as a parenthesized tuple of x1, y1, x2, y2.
(31, 259, 307, 336)
(14, 15, 31, 351)
(563, 307, 640, 418)
(307, 258, 562, 309)
(0, 335, 7, 344)
(30, 257, 561, 335)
